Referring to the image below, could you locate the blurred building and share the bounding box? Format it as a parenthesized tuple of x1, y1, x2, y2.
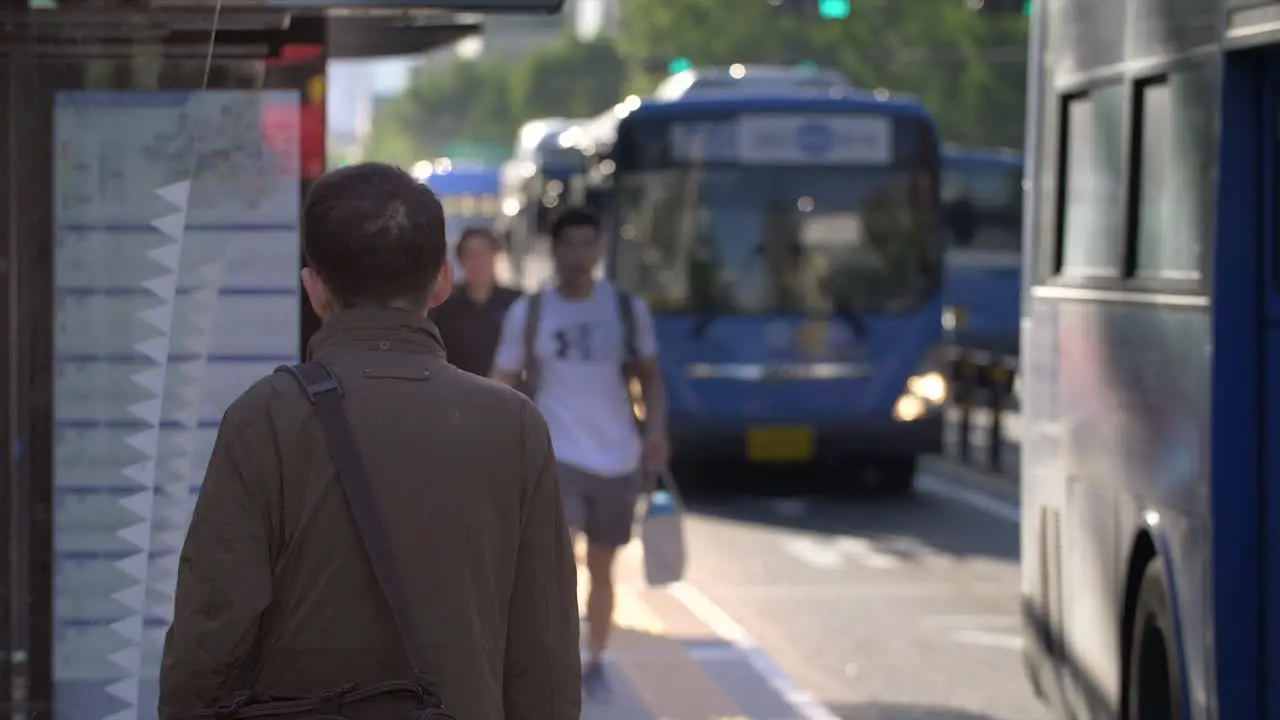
(572, 0, 622, 39)
(335, 0, 623, 158)
(347, 91, 399, 156)
(329, 60, 424, 154)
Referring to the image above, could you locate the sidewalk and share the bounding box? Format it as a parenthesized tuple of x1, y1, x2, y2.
(576, 540, 829, 720)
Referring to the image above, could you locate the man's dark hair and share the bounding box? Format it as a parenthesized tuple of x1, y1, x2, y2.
(549, 207, 601, 245)
(455, 226, 500, 260)
(303, 162, 447, 309)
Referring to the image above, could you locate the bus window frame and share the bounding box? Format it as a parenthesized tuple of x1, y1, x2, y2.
(1050, 83, 1129, 282)
(1038, 61, 1211, 301)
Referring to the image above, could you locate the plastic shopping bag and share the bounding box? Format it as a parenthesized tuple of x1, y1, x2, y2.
(641, 469, 686, 587)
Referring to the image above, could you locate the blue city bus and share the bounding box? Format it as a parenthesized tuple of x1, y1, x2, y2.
(940, 146, 1022, 356)
(583, 92, 945, 492)
(1018, 0, 1278, 717)
(498, 118, 586, 290)
(415, 161, 501, 277)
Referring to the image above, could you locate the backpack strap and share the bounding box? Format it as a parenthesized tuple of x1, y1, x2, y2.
(523, 291, 543, 367)
(616, 287, 638, 370)
(615, 289, 646, 433)
(521, 292, 543, 392)
(273, 362, 443, 703)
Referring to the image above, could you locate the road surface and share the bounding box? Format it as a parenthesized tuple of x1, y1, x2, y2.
(580, 464, 1047, 719)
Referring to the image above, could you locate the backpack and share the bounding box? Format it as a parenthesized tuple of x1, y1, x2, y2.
(520, 286, 639, 399)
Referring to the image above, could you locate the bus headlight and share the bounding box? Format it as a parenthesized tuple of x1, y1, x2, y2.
(942, 306, 969, 332)
(906, 371, 948, 405)
(893, 394, 927, 422)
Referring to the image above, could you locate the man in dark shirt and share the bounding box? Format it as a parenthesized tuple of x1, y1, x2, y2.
(433, 227, 522, 376)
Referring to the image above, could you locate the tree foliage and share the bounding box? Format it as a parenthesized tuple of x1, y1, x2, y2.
(514, 35, 626, 121)
(619, 0, 1028, 147)
(364, 3, 1029, 162)
(363, 35, 624, 163)
(364, 56, 517, 163)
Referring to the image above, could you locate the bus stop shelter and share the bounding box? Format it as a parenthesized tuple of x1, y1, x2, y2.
(0, 4, 487, 716)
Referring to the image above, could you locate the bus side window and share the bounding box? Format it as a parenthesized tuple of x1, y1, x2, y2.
(1133, 69, 1210, 281)
(1059, 84, 1126, 277)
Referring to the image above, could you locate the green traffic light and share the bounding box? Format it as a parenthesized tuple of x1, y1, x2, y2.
(668, 57, 693, 74)
(817, 0, 850, 19)
(1024, 0, 1032, 15)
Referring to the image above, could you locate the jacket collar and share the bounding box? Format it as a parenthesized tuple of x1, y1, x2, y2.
(307, 306, 446, 361)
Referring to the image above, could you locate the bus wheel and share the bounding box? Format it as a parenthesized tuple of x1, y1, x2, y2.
(867, 456, 916, 497)
(1126, 559, 1184, 720)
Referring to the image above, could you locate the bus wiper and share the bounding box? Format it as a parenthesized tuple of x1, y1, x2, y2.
(691, 306, 722, 338)
(833, 297, 868, 340)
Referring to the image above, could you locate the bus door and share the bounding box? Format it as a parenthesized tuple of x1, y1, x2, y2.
(1228, 45, 1280, 719)
(1261, 48, 1280, 720)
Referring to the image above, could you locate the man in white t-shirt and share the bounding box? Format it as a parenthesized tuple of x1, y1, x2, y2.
(492, 207, 670, 699)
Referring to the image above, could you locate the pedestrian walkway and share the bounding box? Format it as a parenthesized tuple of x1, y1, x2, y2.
(577, 541, 832, 720)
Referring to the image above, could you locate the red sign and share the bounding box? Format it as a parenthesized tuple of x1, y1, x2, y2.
(265, 43, 324, 67)
(300, 101, 325, 180)
(259, 75, 325, 180)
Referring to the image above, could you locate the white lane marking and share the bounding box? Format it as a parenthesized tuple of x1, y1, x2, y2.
(585, 646, 747, 664)
(917, 474, 1020, 523)
(948, 629, 1024, 651)
(781, 537, 847, 569)
(866, 536, 953, 565)
(783, 535, 913, 570)
(874, 536, 934, 555)
(833, 536, 901, 569)
(667, 581, 842, 720)
(671, 582, 1014, 599)
(919, 614, 1019, 629)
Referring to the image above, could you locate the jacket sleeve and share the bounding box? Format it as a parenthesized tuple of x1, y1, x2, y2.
(159, 419, 276, 720)
(504, 403, 581, 720)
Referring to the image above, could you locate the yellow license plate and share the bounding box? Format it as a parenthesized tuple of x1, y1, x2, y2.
(746, 426, 816, 462)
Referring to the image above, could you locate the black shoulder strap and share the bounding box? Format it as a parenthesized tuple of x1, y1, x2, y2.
(616, 287, 638, 364)
(274, 362, 432, 685)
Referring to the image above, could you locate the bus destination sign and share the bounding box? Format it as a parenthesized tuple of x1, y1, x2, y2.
(669, 114, 894, 166)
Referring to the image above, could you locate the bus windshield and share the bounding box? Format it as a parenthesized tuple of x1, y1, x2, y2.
(614, 165, 937, 315)
(941, 159, 1022, 251)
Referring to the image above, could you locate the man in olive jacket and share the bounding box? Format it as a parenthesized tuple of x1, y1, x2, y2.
(159, 163, 580, 720)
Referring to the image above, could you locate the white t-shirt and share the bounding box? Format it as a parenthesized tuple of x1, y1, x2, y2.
(494, 281, 659, 477)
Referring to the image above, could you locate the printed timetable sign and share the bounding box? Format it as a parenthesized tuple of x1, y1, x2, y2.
(53, 90, 301, 720)
(669, 114, 894, 166)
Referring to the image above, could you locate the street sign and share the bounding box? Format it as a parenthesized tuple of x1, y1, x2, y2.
(817, 0, 850, 19)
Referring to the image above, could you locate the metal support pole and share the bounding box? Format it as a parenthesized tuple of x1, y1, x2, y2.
(987, 363, 1004, 471)
(947, 346, 973, 464)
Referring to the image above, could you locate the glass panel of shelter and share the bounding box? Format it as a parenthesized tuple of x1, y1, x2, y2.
(3, 11, 305, 717)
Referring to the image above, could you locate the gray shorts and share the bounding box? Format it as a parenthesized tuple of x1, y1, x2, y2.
(557, 463, 644, 548)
